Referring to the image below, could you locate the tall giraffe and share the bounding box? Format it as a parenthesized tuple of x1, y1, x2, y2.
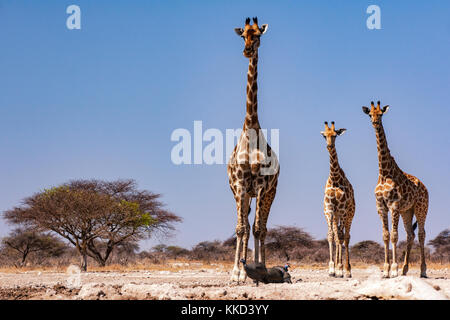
(228, 17, 280, 283)
(363, 101, 429, 278)
(321, 121, 355, 278)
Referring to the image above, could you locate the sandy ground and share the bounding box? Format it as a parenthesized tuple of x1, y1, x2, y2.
(0, 264, 448, 300)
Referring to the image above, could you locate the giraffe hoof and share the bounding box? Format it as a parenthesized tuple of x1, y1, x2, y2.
(328, 273, 336, 277)
(230, 268, 240, 283)
(345, 273, 352, 278)
(383, 263, 390, 278)
(402, 265, 409, 276)
(420, 273, 428, 278)
(390, 264, 398, 278)
(238, 272, 247, 283)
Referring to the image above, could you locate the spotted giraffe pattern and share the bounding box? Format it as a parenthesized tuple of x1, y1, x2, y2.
(363, 101, 429, 278)
(228, 18, 279, 283)
(321, 121, 355, 278)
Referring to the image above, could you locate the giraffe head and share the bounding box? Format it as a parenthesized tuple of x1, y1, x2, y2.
(362, 101, 390, 128)
(321, 121, 346, 149)
(234, 17, 268, 58)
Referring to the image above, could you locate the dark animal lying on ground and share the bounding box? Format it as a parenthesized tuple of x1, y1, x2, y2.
(266, 263, 292, 284)
(240, 259, 292, 285)
(240, 258, 268, 286)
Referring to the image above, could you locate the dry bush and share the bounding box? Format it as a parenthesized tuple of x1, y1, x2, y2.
(188, 240, 234, 262)
(428, 229, 450, 263)
(350, 240, 385, 264)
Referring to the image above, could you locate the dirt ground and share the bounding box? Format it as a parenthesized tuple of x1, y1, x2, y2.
(0, 264, 448, 300)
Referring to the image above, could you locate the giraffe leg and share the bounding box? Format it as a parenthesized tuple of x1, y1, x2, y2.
(389, 205, 401, 278)
(324, 201, 335, 277)
(337, 222, 345, 278)
(259, 225, 267, 266)
(401, 209, 414, 276)
(332, 215, 343, 278)
(239, 197, 251, 282)
(259, 188, 275, 266)
(253, 189, 263, 264)
(414, 187, 428, 278)
(376, 197, 390, 278)
(344, 200, 355, 278)
(231, 191, 250, 283)
(417, 221, 427, 278)
(253, 187, 275, 265)
(344, 225, 352, 278)
(327, 220, 335, 277)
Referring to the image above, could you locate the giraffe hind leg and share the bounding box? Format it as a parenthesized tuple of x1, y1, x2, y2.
(231, 192, 250, 283)
(401, 209, 414, 276)
(253, 187, 276, 265)
(415, 186, 428, 278)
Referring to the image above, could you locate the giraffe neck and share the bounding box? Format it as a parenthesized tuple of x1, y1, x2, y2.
(327, 145, 342, 181)
(374, 122, 396, 177)
(244, 53, 260, 130)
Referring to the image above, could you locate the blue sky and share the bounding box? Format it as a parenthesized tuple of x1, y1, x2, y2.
(1, 1, 449, 250)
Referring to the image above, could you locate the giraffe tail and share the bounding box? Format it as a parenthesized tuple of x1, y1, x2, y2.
(412, 220, 418, 233)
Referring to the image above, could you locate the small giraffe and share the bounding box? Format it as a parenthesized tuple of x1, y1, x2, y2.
(228, 17, 280, 283)
(321, 121, 355, 278)
(363, 101, 429, 278)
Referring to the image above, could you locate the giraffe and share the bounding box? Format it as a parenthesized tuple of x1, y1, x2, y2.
(227, 17, 280, 283)
(321, 121, 355, 278)
(363, 101, 429, 278)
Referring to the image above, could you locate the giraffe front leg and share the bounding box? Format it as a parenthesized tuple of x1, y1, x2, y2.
(325, 206, 335, 277)
(390, 206, 401, 278)
(376, 198, 390, 278)
(401, 209, 414, 276)
(239, 218, 250, 283)
(231, 229, 243, 283)
(332, 215, 344, 278)
(258, 189, 274, 266)
(239, 196, 251, 283)
(418, 221, 427, 278)
(327, 229, 335, 277)
(231, 192, 250, 283)
(344, 227, 352, 278)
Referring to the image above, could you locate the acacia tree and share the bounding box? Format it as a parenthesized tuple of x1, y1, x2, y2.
(3, 179, 182, 271)
(1, 228, 67, 266)
(350, 240, 384, 264)
(265, 226, 314, 261)
(428, 229, 450, 262)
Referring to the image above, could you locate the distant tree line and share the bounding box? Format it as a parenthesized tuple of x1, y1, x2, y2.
(2, 224, 449, 268)
(1, 179, 448, 268)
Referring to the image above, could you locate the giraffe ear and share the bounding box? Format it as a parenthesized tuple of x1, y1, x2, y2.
(336, 129, 347, 136)
(362, 106, 370, 115)
(259, 24, 268, 34)
(381, 105, 390, 114)
(234, 28, 244, 36)
(320, 131, 326, 138)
